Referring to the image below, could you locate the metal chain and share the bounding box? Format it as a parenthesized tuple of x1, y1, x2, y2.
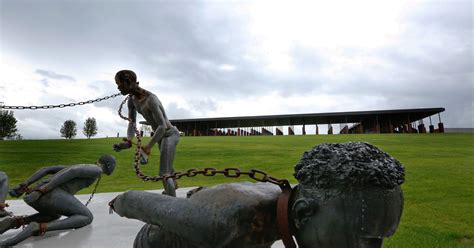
(84, 175, 101, 207)
(0, 93, 122, 110)
(118, 96, 292, 191)
(143, 168, 291, 190)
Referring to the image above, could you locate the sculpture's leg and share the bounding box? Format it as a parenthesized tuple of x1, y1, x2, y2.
(163, 178, 176, 197)
(0, 189, 92, 246)
(0, 172, 10, 217)
(159, 130, 179, 197)
(0, 213, 60, 234)
(0, 221, 41, 247)
(29, 190, 93, 231)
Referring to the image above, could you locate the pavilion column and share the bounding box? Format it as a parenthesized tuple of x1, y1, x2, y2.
(407, 116, 413, 133)
(429, 116, 435, 133)
(438, 123, 444, 133)
(288, 126, 295, 135)
(276, 127, 283, 135)
(315, 124, 319, 135)
(388, 119, 394, 133)
(357, 124, 363, 134)
(437, 113, 444, 133)
(340, 125, 348, 134)
(375, 116, 381, 133)
(418, 119, 426, 133)
(414, 123, 419, 133)
(302, 124, 306, 135)
(341, 117, 349, 134)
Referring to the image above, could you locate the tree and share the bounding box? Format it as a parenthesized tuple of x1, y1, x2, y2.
(83, 117, 98, 139)
(0, 110, 18, 140)
(60, 120, 77, 139)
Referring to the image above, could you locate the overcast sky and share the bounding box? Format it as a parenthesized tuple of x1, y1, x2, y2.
(0, 0, 472, 139)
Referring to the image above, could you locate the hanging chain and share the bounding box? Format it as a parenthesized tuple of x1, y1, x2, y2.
(84, 175, 101, 207)
(118, 96, 291, 190)
(0, 93, 122, 110)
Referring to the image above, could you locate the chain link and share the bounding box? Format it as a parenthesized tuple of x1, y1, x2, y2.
(0, 93, 122, 110)
(136, 167, 291, 190)
(118, 95, 291, 191)
(84, 175, 101, 207)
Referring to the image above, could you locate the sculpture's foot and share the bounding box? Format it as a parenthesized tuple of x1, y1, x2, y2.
(0, 222, 39, 247)
(162, 178, 176, 197)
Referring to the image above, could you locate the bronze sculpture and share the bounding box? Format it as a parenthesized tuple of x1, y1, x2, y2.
(0, 155, 116, 247)
(0, 172, 10, 218)
(113, 69, 179, 196)
(110, 142, 405, 248)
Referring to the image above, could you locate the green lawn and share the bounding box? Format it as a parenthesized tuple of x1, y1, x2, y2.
(0, 133, 473, 247)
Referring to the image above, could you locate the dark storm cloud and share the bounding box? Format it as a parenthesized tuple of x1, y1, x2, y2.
(1, 0, 272, 98)
(1, 0, 472, 140)
(35, 69, 76, 82)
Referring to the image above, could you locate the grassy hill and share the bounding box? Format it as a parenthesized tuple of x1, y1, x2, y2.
(0, 133, 473, 247)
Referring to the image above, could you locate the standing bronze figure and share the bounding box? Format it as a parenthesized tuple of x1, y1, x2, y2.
(113, 70, 179, 196)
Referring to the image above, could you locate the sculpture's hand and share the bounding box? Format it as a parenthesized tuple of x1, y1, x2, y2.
(9, 183, 28, 198)
(142, 144, 151, 155)
(24, 191, 42, 204)
(113, 141, 132, 152)
(139, 145, 151, 165)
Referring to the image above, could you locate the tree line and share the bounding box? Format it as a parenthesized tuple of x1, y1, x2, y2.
(60, 117, 98, 139)
(0, 110, 98, 140)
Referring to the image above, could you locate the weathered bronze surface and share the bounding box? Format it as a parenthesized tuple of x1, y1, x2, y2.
(111, 142, 405, 248)
(0, 171, 10, 218)
(113, 70, 179, 196)
(0, 155, 116, 247)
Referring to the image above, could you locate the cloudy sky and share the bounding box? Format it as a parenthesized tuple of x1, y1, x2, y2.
(0, 0, 472, 139)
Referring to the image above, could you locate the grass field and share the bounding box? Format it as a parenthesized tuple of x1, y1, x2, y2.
(0, 133, 473, 247)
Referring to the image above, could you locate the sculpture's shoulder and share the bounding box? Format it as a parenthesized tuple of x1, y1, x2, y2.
(188, 182, 281, 247)
(189, 182, 281, 205)
(70, 164, 102, 174)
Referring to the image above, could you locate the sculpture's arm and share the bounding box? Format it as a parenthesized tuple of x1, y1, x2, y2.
(22, 166, 66, 186)
(9, 166, 66, 197)
(112, 190, 213, 244)
(36, 165, 101, 193)
(146, 100, 166, 149)
(127, 98, 137, 141)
